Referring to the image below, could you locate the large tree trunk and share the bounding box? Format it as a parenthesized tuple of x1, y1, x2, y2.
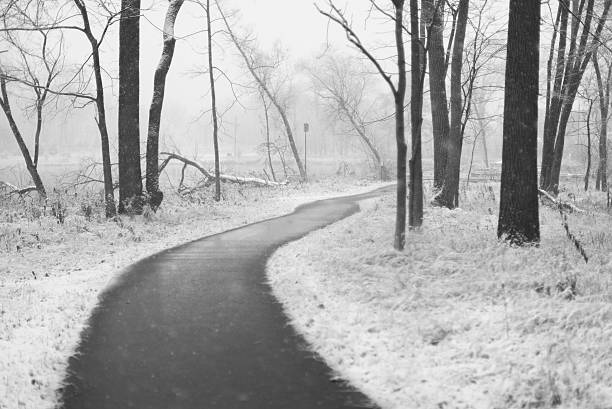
(206, 0, 221, 201)
(0, 77, 46, 198)
(74, 0, 116, 217)
(432, 0, 468, 209)
(393, 0, 407, 250)
(408, 0, 423, 227)
(424, 0, 449, 190)
(146, 0, 184, 210)
(498, 0, 540, 244)
(593, 48, 609, 191)
(118, 0, 143, 213)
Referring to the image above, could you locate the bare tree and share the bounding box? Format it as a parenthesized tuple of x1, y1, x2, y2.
(408, 0, 424, 228)
(318, 0, 411, 249)
(215, 2, 306, 182)
(423, 0, 449, 189)
(541, 0, 612, 194)
(498, 0, 540, 244)
(0, 2, 60, 198)
(432, 0, 469, 209)
(593, 46, 612, 191)
(145, 0, 185, 210)
(309, 54, 388, 180)
(205, 0, 221, 201)
(585, 97, 594, 191)
(72, 0, 119, 217)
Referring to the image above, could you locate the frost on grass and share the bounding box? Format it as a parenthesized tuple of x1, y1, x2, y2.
(0, 178, 384, 409)
(267, 183, 612, 409)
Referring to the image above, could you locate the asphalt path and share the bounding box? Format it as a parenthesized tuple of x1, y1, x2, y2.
(60, 185, 394, 409)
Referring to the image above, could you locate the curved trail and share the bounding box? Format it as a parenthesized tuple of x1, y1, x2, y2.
(61, 185, 393, 409)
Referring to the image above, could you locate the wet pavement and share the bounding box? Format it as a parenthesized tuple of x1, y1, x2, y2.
(61, 185, 393, 409)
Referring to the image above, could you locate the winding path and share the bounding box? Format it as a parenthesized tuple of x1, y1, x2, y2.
(61, 185, 393, 409)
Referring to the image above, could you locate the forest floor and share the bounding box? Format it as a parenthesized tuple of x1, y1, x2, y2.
(0, 178, 387, 409)
(267, 182, 612, 409)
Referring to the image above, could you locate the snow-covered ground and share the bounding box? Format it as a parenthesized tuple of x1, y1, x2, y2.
(267, 183, 612, 409)
(0, 179, 388, 409)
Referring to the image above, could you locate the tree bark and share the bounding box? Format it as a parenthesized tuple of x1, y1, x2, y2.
(118, 0, 143, 213)
(392, 0, 407, 250)
(498, 0, 540, 244)
(146, 0, 184, 210)
(0, 77, 46, 198)
(408, 0, 423, 227)
(424, 0, 449, 190)
(433, 0, 468, 209)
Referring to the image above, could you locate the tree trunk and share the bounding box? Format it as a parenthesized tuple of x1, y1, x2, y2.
(424, 0, 449, 190)
(585, 99, 593, 191)
(541, 0, 568, 191)
(74, 0, 116, 217)
(541, 0, 611, 193)
(408, 0, 423, 227)
(339, 103, 386, 179)
(393, 0, 407, 250)
(261, 91, 277, 182)
(593, 48, 609, 191)
(205, 0, 221, 201)
(498, 0, 540, 244)
(118, 0, 143, 213)
(433, 0, 468, 209)
(0, 77, 46, 198)
(146, 0, 184, 210)
(33, 79, 50, 169)
(92, 50, 117, 218)
(549, 0, 595, 193)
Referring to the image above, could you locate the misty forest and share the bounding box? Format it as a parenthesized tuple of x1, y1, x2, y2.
(1, 0, 612, 408)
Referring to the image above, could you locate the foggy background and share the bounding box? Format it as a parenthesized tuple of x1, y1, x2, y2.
(2, 0, 587, 188)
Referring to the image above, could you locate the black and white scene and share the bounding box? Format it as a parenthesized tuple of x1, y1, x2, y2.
(0, 0, 609, 408)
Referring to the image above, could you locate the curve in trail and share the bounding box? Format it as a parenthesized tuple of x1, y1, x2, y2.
(60, 185, 394, 409)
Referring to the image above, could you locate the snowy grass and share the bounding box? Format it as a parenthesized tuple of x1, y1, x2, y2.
(267, 182, 612, 409)
(0, 178, 387, 409)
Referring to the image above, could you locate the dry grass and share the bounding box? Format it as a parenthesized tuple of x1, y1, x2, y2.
(267, 182, 612, 409)
(0, 178, 383, 409)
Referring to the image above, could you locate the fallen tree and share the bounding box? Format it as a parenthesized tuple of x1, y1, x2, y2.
(160, 152, 282, 187)
(0, 181, 38, 196)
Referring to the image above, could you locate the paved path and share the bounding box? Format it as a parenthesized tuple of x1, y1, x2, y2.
(61, 185, 393, 409)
